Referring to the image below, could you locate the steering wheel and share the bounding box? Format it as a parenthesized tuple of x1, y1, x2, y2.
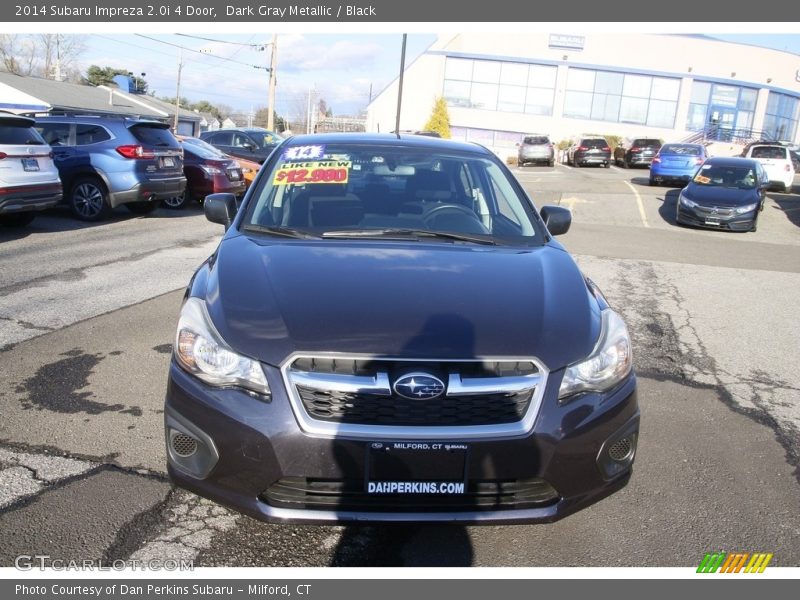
(423, 203, 489, 233)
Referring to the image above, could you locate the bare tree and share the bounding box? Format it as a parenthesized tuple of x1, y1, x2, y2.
(0, 34, 85, 79)
(36, 34, 86, 80)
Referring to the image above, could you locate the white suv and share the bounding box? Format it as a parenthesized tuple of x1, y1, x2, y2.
(0, 111, 62, 227)
(744, 144, 795, 192)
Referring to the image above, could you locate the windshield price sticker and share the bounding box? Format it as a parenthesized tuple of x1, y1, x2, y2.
(281, 145, 326, 161)
(273, 160, 350, 185)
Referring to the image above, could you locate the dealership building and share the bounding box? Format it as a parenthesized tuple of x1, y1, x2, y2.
(366, 33, 800, 156)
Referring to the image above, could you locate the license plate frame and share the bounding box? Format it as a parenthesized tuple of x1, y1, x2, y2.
(21, 158, 39, 172)
(365, 441, 469, 495)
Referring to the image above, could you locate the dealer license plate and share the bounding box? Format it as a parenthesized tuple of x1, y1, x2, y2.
(22, 158, 39, 171)
(366, 441, 468, 495)
(704, 218, 721, 226)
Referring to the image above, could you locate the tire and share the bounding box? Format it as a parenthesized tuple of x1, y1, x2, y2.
(162, 190, 188, 210)
(70, 177, 111, 221)
(548, 159, 554, 167)
(649, 177, 657, 186)
(0, 212, 36, 227)
(126, 200, 161, 214)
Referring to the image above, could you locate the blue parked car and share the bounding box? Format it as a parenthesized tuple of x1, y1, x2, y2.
(649, 143, 707, 187)
(35, 115, 186, 220)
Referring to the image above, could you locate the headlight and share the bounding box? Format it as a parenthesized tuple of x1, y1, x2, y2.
(175, 297, 270, 397)
(735, 202, 758, 214)
(679, 193, 697, 208)
(558, 309, 632, 401)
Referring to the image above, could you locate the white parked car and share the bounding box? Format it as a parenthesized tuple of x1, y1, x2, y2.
(0, 111, 62, 227)
(744, 143, 795, 192)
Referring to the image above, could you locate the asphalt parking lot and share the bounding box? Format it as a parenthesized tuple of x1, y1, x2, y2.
(1, 164, 799, 567)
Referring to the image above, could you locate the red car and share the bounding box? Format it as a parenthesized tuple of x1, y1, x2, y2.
(164, 137, 245, 209)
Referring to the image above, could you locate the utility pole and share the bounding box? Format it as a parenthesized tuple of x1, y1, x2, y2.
(395, 34, 407, 135)
(173, 49, 183, 134)
(267, 34, 278, 131)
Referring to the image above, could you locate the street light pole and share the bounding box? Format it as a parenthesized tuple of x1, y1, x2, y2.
(267, 34, 278, 131)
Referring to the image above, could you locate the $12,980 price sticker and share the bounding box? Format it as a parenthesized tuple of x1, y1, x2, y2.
(273, 161, 350, 185)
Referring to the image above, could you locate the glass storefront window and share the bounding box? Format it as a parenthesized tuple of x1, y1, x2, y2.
(472, 60, 501, 84)
(445, 58, 473, 81)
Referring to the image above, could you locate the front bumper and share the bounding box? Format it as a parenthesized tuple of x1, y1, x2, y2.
(0, 182, 62, 214)
(165, 361, 639, 524)
(676, 204, 756, 231)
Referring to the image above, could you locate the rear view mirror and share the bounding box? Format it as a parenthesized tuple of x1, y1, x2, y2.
(204, 193, 238, 230)
(540, 205, 572, 236)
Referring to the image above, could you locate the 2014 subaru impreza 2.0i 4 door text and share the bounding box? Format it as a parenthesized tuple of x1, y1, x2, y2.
(164, 133, 639, 524)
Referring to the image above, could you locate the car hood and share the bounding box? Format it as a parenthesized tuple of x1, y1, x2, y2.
(684, 184, 759, 206)
(200, 235, 601, 370)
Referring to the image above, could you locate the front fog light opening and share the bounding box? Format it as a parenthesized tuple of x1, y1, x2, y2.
(170, 430, 198, 458)
(608, 436, 634, 462)
(166, 416, 219, 480)
(597, 431, 638, 480)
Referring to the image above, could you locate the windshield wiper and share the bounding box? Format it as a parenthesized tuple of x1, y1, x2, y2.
(242, 224, 321, 239)
(321, 228, 496, 245)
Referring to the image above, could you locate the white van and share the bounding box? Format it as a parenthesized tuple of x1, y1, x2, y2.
(744, 144, 795, 192)
(0, 111, 62, 227)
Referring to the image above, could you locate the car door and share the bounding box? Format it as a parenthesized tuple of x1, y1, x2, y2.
(206, 131, 235, 157)
(231, 132, 262, 162)
(36, 122, 81, 185)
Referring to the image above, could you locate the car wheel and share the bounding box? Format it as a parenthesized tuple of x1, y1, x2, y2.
(126, 200, 161, 214)
(548, 159, 554, 167)
(0, 212, 36, 227)
(70, 177, 111, 221)
(649, 177, 657, 186)
(162, 190, 188, 210)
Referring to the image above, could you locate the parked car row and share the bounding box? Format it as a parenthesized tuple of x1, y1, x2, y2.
(0, 109, 269, 227)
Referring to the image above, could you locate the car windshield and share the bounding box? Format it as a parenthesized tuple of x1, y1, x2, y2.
(661, 144, 701, 156)
(243, 142, 544, 245)
(181, 138, 228, 160)
(249, 131, 281, 148)
(182, 137, 227, 159)
(692, 164, 757, 189)
(0, 125, 45, 145)
(751, 146, 787, 159)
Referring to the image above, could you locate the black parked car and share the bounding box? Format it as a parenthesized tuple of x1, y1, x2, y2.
(199, 127, 281, 164)
(165, 133, 639, 524)
(568, 137, 611, 168)
(614, 138, 661, 168)
(676, 156, 767, 232)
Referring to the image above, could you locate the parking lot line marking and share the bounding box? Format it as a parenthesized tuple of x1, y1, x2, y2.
(624, 180, 650, 228)
(610, 165, 626, 173)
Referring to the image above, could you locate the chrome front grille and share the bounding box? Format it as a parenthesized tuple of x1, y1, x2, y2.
(282, 355, 548, 440)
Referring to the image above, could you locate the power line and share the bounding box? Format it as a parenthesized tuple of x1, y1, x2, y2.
(134, 34, 269, 70)
(174, 33, 263, 48)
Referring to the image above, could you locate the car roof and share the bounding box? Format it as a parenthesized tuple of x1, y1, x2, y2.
(35, 114, 167, 126)
(704, 156, 759, 167)
(280, 132, 495, 155)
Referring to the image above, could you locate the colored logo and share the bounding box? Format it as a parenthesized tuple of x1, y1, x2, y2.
(393, 373, 445, 400)
(697, 552, 773, 573)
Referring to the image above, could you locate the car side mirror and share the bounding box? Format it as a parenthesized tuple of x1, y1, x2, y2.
(540, 205, 572, 236)
(204, 193, 238, 230)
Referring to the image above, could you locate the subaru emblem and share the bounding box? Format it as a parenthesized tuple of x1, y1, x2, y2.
(393, 372, 445, 400)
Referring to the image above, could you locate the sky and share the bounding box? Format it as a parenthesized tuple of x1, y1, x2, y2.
(72, 32, 799, 122)
(78, 33, 437, 121)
